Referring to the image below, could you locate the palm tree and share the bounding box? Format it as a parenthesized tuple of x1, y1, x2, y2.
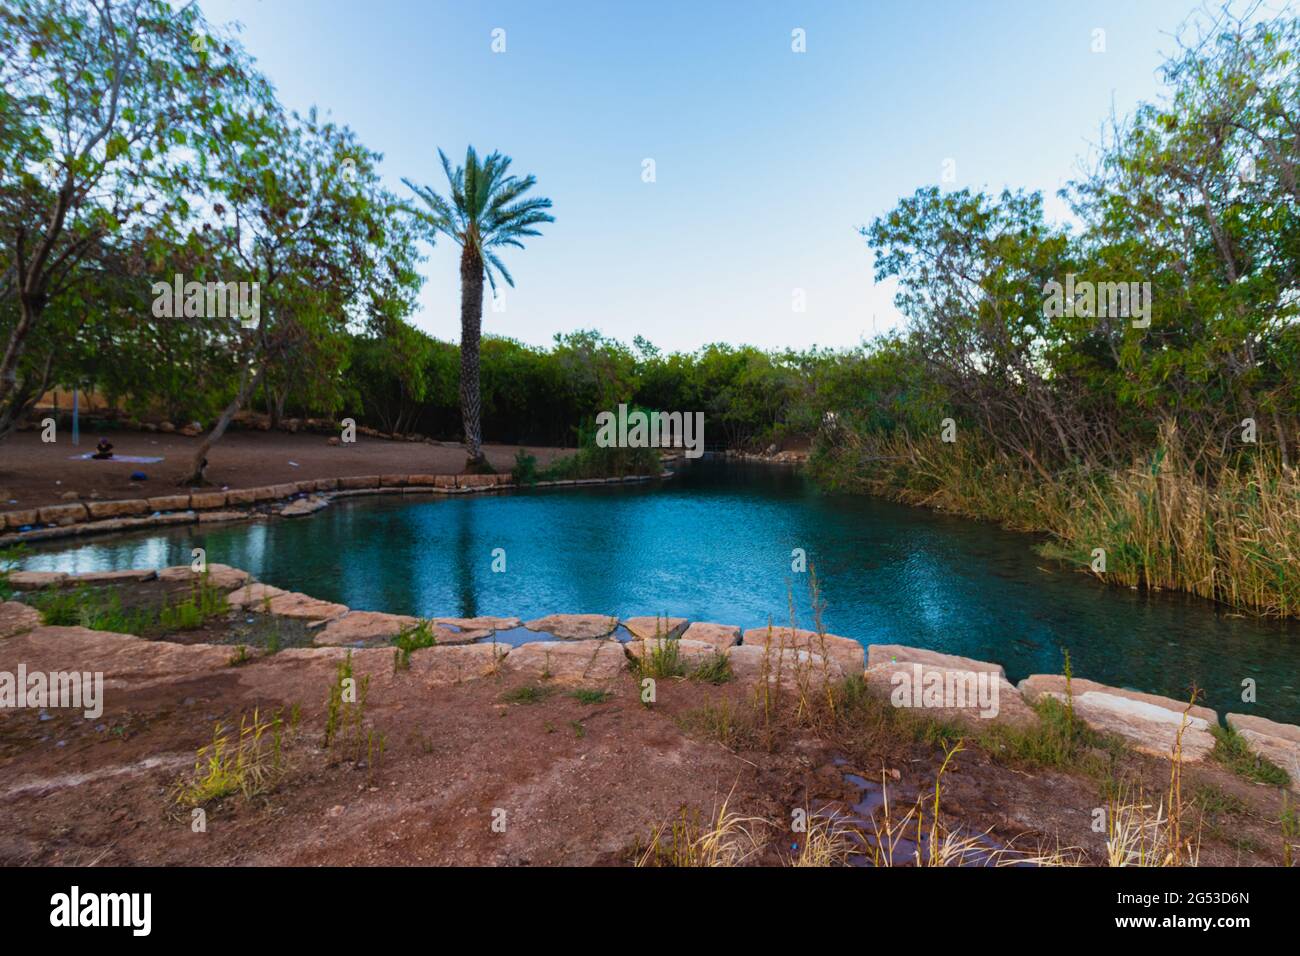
(404, 147, 553, 469)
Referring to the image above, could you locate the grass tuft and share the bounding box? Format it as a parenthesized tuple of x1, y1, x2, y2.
(392, 619, 438, 671)
(636, 795, 766, 867)
(1209, 724, 1291, 787)
(570, 688, 611, 704)
(690, 652, 733, 685)
(170, 709, 285, 807)
(501, 684, 553, 705)
(634, 639, 686, 679)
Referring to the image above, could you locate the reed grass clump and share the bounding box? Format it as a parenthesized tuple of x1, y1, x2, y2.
(171, 709, 286, 807)
(634, 639, 686, 679)
(815, 422, 1300, 619)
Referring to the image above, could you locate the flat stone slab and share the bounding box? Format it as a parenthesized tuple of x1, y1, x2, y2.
(314, 614, 477, 647)
(524, 613, 618, 640)
(0, 601, 42, 639)
(7, 571, 67, 590)
(503, 639, 626, 684)
(863, 661, 1037, 728)
(85, 499, 148, 519)
(1019, 675, 1217, 761)
(64, 569, 158, 585)
(2, 509, 39, 529)
(1, 626, 237, 690)
(1226, 713, 1300, 790)
(429, 625, 495, 645)
(434, 616, 522, 632)
(726, 644, 843, 688)
(625, 638, 721, 668)
(681, 622, 742, 652)
(409, 643, 510, 684)
(264, 591, 349, 623)
(197, 510, 250, 524)
(281, 496, 329, 518)
(315, 611, 423, 646)
(158, 564, 249, 590)
(622, 616, 688, 641)
(146, 494, 191, 512)
(742, 626, 865, 673)
(868, 643, 1006, 678)
(227, 583, 287, 609)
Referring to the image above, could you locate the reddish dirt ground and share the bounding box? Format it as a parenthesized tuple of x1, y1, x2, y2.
(0, 430, 572, 511)
(0, 594, 1291, 867)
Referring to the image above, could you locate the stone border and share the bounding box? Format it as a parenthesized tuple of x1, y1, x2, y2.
(0, 469, 676, 546)
(5, 564, 1296, 786)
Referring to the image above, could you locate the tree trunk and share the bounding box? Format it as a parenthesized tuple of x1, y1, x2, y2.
(0, 296, 41, 412)
(458, 242, 486, 468)
(179, 363, 265, 486)
(0, 349, 54, 441)
(269, 386, 286, 430)
(1274, 409, 1291, 470)
(2, 189, 75, 412)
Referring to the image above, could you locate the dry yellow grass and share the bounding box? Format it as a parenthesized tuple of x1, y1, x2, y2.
(636, 793, 767, 867)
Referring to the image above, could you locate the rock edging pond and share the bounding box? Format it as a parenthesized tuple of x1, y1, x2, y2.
(3, 565, 1296, 790)
(0, 469, 674, 546)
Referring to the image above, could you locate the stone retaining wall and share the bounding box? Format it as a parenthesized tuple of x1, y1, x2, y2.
(0, 470, 673, 546)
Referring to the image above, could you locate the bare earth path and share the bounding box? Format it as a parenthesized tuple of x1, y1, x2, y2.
(0, 430, 570, 511)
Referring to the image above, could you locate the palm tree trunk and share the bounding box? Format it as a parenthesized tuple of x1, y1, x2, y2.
(458, 243, 486, 468)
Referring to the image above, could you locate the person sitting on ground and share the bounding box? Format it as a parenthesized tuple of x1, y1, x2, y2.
(91, 437, 114, 460)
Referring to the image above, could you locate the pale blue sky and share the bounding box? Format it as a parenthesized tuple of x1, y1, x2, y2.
(201, 0, 1198, 351)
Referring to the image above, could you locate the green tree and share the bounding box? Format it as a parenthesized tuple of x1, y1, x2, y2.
(1070, 4, 1300, 467)
(178, 104, 422, 483)
(0, 0, 262, 438)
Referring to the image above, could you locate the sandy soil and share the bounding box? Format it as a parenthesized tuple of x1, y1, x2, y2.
(0, 430, 571, 511)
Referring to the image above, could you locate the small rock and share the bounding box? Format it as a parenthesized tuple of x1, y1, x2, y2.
(281, 496, 329, 518)
(742, 626, 865, 673)
(1225, 713, 1299, 790)
(0, 602, 42, 638)
(315, 611, 423, 646)
(622, 616, 688, 641)
(681, 622, 742, 651)
(1019, 675, 1217, 761)
(523, 613, 618, 640)
(504, 640, 625, 684)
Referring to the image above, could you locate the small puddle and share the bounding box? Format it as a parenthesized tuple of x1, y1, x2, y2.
(473, 625, 548, 647)
(833, 763, 1026, 867)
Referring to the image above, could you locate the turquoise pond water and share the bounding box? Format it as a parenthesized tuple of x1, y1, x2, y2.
(21, 457, 1300, 724)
